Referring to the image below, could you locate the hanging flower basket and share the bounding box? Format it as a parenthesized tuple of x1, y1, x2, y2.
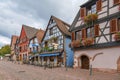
(84, 13, 98, 25)
(114, 32, 120, 41)
(82, 38, 94, 46)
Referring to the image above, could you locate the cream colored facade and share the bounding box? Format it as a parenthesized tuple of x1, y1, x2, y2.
(74, 46, 120, 72)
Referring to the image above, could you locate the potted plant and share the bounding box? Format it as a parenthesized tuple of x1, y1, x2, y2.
(50, 37, 58, 43)
(82, 38, 94, 46)
(114, 32, 120, 41)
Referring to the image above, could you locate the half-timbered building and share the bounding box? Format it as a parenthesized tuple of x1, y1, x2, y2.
(40, 16, 73, 67)
(70, 0, 120, 72)
(10, 35, 19, 61)
(28, 29, 44, 64)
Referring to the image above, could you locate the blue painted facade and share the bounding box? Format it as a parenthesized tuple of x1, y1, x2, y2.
(29, 37, 40, 54)
(65, 37, 74, 67)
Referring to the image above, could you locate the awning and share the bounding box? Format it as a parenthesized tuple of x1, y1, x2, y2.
(39, 53, 60, 57)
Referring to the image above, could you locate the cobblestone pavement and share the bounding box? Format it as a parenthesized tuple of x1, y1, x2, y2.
(0, 61, 120, 80)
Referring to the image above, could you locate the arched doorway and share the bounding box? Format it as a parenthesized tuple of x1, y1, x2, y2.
(81, 55, 89, 69)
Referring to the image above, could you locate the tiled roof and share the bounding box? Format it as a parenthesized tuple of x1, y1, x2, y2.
(22, 25, 39, 39)
(51, 16, 71, 36)
(10, 35, 19, 47)
(36, 29, 45, 43)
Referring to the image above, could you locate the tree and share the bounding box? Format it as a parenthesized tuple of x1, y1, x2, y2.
(0, 45, 11, 56)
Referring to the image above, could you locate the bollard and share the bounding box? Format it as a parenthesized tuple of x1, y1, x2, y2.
(89, 65, 92, 76)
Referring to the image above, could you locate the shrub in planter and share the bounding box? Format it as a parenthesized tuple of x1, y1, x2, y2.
(82, 38, 94, 46)
(114, 32, 120, 41)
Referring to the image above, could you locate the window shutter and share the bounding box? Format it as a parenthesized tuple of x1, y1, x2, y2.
(96, 0, 102, 12)
(113, 0, 120, 5)
(110, 19, 118, 33)
(82, 28, 86, 39)
(118, 19, 120, 31)
(80, 8, 86, 18)
(72, 32, 75, 41)
(94, 24, 99, 36)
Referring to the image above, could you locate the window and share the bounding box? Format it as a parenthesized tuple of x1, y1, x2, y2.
(36, 46, 39, 51)
(87, 27, 94, 38)
(19, 47, 22, 52)
(91, 4, 96, 14)
(45, 41, 48, 47)
(76, 31, 82, 40)
(87, 4, 96, 15)
(30, 48, 32, 52)
(49, 28, 53, 35)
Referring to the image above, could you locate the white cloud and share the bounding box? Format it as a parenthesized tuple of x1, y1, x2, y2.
(0, 0, 88, 47)
(0, 35, 10, 46)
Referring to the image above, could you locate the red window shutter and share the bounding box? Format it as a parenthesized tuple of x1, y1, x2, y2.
(96, 0, 102, 12)
(80, 8, 86, 18)
(110, 19, 118, 33)
(113, 0, 120, 5)
(82, 29, 86, 39)
(94, 24, 100, 36)
(71, 32, 75, 41)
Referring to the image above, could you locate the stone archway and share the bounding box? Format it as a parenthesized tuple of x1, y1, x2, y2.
(80, 55, 89, 69)
(117, 56, 120, 72)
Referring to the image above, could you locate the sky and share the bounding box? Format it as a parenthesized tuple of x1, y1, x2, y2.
(0, 0, 88, 48)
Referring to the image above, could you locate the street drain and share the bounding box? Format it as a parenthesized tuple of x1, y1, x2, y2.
(18, 71, 25, 73)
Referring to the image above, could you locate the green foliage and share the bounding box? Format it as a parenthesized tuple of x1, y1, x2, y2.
(0, 45, 11, 56)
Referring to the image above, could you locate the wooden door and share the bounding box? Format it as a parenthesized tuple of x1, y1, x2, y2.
(81, 55, 89, 69)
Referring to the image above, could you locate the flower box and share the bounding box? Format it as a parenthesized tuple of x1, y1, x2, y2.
(82, 38, 94, 46)
(70, 40, 82, 48)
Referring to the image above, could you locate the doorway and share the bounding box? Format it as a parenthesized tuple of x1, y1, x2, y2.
(81, 55, 89, 69)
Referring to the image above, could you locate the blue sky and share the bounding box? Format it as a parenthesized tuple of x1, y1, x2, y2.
(0, 0, 88, 48)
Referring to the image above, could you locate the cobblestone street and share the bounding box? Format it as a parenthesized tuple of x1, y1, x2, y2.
(0, 61, 120, 80)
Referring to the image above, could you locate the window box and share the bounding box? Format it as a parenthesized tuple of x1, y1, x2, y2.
(70, 40, 82, 48)
(82, 38, 94, 46)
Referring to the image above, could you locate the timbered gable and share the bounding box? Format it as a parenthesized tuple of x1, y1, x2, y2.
(42, 16, 70, 51)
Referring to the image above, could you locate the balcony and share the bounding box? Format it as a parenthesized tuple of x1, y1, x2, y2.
(41, 46, 63, 54)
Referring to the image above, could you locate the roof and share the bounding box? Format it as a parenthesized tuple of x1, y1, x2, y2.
(10, 35, 19, 47)
(80, 0, 97, 7)
(36, 29, 45, 43)
(22, 24, 39, 39)
(51, 16, 71, 36)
